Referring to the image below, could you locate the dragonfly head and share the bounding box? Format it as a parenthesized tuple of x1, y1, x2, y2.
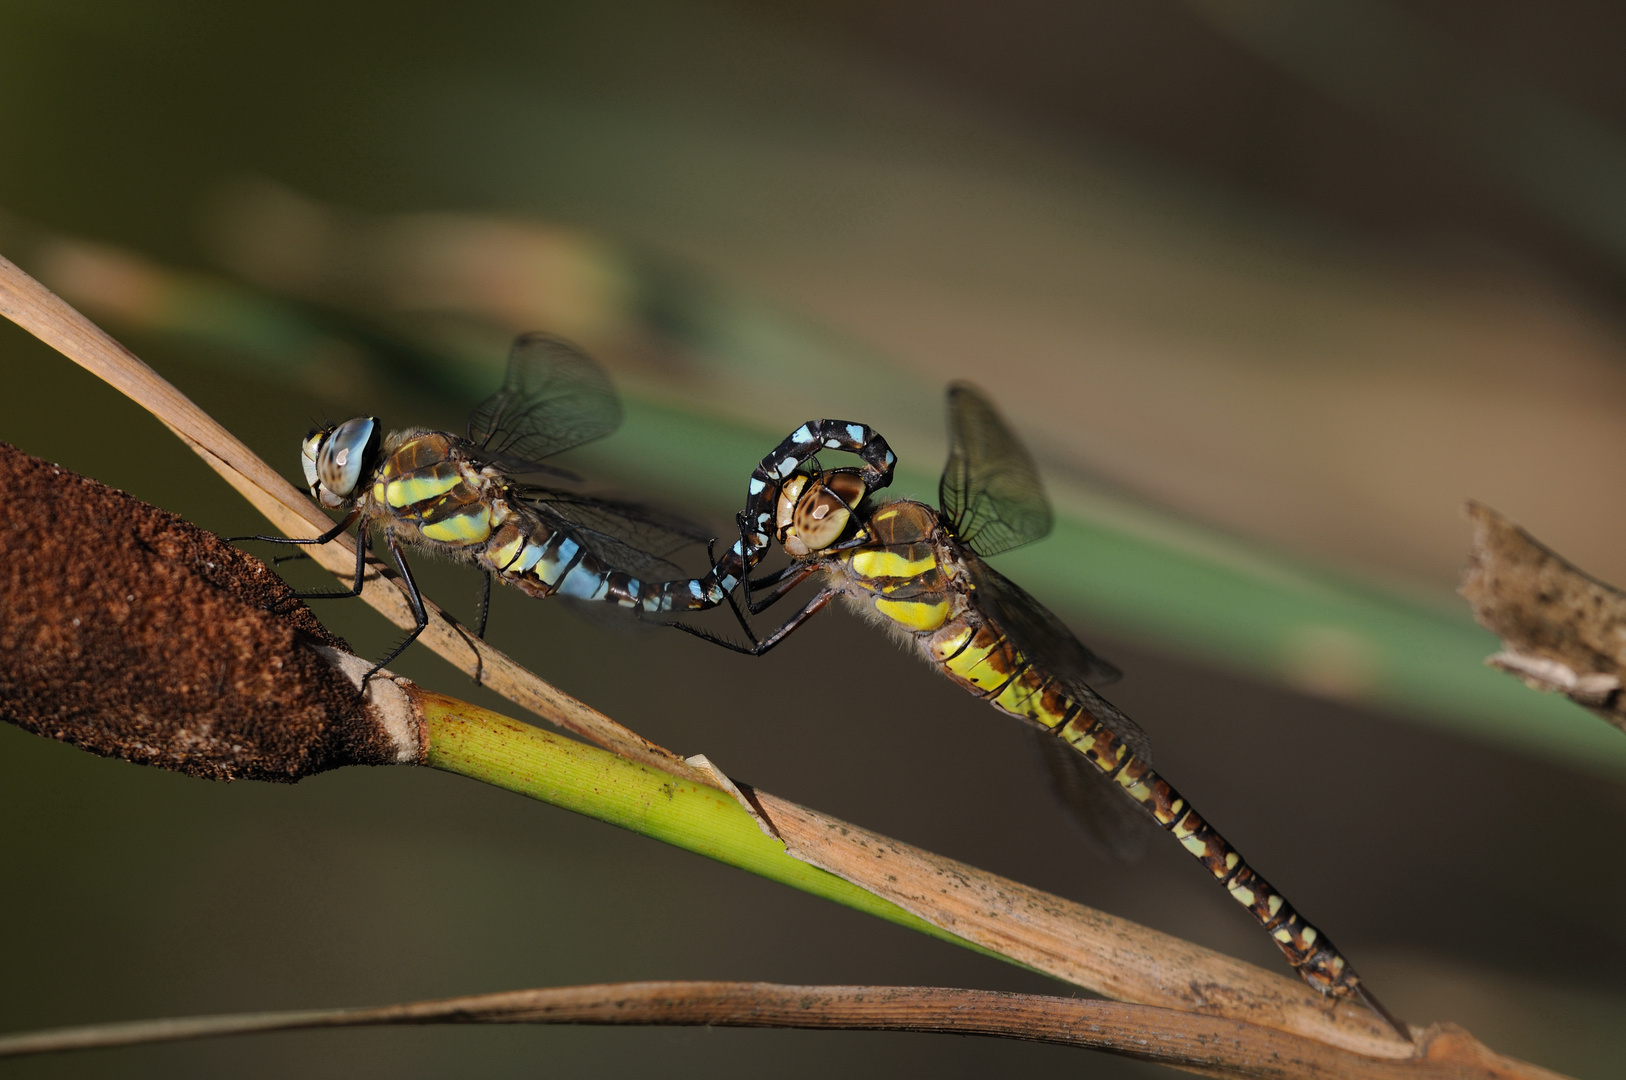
(777, 468, 867, 557)
(302, 416, 381, 508)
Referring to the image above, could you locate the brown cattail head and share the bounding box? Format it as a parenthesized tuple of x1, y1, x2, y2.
(0, 441, 421, 781)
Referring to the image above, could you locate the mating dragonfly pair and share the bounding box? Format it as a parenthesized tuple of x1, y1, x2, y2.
(241, 333, 1404, 1038)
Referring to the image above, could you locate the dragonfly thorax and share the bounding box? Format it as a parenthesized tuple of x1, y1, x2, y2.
(302, 416, 382, 508)
(776, 468, 867, 557)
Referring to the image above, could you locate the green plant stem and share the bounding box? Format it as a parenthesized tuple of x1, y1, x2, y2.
(419, 692, 998, 960)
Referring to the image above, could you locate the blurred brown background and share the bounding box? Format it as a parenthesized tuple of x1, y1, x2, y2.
(3, 2, 1626, 1077)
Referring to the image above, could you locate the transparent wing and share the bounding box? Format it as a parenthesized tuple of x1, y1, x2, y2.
(1028, 730, 1157, 863)
(963, 553, 1153, 762)
(467, 334, 622, 467)
(939, 382, 1052, 558)
(516, 487, 712, 580)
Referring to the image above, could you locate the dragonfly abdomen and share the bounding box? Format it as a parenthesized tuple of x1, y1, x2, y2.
(373, 434, 710, 611)
(926, 617, 1361, 998)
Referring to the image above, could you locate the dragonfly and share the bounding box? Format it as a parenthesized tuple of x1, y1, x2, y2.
(680, 385, 1406, 1038)
(236, 333, 743, 675)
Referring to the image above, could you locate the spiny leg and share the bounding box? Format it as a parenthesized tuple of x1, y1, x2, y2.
(288, 523, 372, 602)
(229, 513, 356, 549)
(363, 533, 431, 681)
(704, 536, 761, 640)
(672, 586, 838, 657)
(230, 512, 371, 603)
(746, 561, 823, 616)
(474, 571, 494, 641)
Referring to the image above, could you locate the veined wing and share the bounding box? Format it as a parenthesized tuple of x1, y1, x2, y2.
(467, 334, 622, 468)
(1028, 730, 1156, 862)
(963, 553, 1151, 761)
(516, 487, 712, 580)
(939, 383, 1052, 558)
(965, 552, 1158, 855)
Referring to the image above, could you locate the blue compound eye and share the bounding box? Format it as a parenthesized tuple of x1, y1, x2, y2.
(314, 417, 378, 506)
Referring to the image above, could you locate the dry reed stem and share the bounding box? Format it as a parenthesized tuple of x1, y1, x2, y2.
(0, 981, 1566, 1079)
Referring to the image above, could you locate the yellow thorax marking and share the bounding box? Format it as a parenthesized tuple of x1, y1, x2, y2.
(420, 505, 492, 544)
(385, 471, 463, 509)
(851, 549, 936, 581)
(873, 597, 950, 632)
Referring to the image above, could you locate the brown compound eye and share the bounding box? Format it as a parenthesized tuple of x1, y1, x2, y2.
(790, 471, 866, 554)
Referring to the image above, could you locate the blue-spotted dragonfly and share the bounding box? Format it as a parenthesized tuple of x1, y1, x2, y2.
(680, 387, 1407, 1039)
(237, 334, 739, 675)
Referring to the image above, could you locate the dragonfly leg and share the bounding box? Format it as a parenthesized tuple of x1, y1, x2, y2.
(746, 561, 823, 615)
(231, 511, 372, 602)
(363, 534, 430, 681)
(474, 571, 493, 640)
(672, 586, 837, 657)
(290, 524, 372, 602)
(228, 512, 357, 548)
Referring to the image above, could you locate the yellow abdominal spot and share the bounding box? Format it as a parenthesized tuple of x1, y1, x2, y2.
(1024, 704, 1068, 729)
(1228, 884, 1256, 907)
(420, 507, 492, 544)
(1266, 895, 1283, 917)
(1060, 724, 1099, 754)
(1062, 720, 1126, 768)
(851, 549, 936, 580)
(1180, 835, 1210, 858)
(386, 472, 463, 509)
(993, 678, 1064, 728)
(874, 597, 949, 632)
(942, 636, 993, 676)
(947, 654, 1011, 691)
(933, 626, 974, 661)
(488, 533, 525, 569)
(1116, 774, 1151, 800)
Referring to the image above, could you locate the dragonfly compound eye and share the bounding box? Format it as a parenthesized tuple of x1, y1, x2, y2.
(315, 416, 379, 506)
(790, 471, 866, 553)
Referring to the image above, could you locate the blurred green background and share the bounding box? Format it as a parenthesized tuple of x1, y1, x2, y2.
(4, 2, 1626, 1076)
